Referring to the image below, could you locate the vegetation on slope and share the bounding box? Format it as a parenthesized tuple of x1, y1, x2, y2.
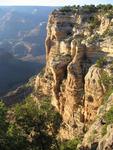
(60, 138, 81, 150)
(0, 94, 82, 150)
(103, 106, 113, 125)
(0, 96, 62, 150)
(101, 106, 113, 137)
(96, 57, 107, 68)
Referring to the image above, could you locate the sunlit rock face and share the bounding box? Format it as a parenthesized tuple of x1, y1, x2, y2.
(81, 94, 113, 150)
(35, 7, 113, 140)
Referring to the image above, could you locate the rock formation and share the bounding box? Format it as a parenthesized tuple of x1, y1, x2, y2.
(35, 5, 113, 149)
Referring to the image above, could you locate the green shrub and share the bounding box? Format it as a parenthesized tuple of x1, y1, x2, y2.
(98, 68, 113, 102)
(104, 88, 113, 101)
(60, 5, 79, 14)
(60, 138, 81, 150)
(60, 5, 113, 14)
(97, 4, 113, 12)
(0, 97, 62, 150)
(100, 70, 113, 89)
(60, 6, 72, 12)
(101, 125, 107, 136)
(96, 57, 107, 68)
(106, 11, 113, 19)
(89, 17, 101, 29)
(103, 106, 113, 125)
(81, 5, 97, 14)
(99, 70, 113, 102)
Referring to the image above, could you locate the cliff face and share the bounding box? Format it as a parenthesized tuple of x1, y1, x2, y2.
(81, 92, 113, 150)
(35, 6, 113, 148)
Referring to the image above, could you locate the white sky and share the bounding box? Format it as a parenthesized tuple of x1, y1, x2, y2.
(0, 0, 112, 6)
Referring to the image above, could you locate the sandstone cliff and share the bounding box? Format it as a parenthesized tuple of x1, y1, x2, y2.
(35, 5, 113, 149)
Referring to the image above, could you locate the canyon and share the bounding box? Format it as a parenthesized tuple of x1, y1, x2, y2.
(0, 6, 57, 95)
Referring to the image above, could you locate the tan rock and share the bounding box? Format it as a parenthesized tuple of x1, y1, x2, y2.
(84, 65, 106, 122)
(34, 8, 113, 141)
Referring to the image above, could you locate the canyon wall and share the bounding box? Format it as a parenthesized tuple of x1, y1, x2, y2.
(35, 6, 113, 149)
